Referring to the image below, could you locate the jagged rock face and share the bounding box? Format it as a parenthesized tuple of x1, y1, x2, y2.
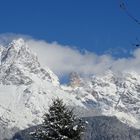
(0, 39, 59, 86)
(64, 71, 140, 128)
(69, 72, 83, 87)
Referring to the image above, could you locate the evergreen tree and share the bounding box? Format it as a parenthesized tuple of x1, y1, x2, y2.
(31, 98, 85, 140)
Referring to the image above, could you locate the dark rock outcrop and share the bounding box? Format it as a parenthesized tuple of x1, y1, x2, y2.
(83, 116, 140, 140)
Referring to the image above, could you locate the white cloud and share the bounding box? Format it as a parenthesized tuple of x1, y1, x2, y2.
(1, 33, 140, 78)
(26, 39, 140, 77)
(26, 39, 114, 77)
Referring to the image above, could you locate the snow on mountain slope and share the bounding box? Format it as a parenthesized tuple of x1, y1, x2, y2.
(63, 71, 140, 128)
(0, 39, 59, 86)
(0, 39, 85, 130)
(0, 38, 140, 135)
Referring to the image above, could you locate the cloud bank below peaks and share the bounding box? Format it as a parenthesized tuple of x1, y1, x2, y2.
(27, 39, 114, 77)
(26, 38, 140, 77)
(1, 34, 140, 78)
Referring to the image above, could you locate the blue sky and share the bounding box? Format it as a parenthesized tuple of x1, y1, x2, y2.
(0, 0, 140, 58)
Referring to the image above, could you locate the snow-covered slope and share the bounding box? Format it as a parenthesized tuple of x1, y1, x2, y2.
(0, 38, 140, 138)
(0, 39, 84, 131)
(0, 39, 59, 86)
(64, 71, 140, 128)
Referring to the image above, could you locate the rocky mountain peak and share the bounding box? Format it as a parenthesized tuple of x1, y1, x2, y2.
(8, 38, 26, 50)
(69, 72, 83, 87)
(0, 38, 59, 86)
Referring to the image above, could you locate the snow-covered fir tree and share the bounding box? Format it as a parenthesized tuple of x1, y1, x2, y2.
(31, 98, 85, 140)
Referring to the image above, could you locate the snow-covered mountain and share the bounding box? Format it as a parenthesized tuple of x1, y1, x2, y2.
(0, 39, 84, 130)
(0, 38, 140, 138)
(64, 71, 140, 128)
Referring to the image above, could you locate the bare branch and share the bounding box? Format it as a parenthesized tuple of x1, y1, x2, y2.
(119, 0, 140, 25)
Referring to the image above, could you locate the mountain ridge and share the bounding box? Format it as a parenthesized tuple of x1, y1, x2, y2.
(0, 38, 140, 139)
